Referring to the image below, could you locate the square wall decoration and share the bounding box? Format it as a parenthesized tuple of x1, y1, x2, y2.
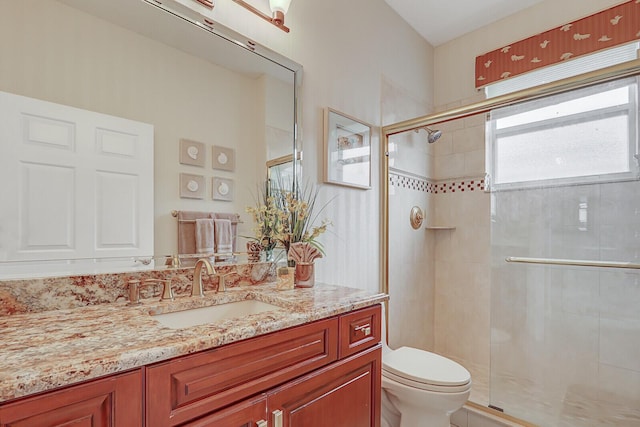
(212, 145, 235, 172)
(179, 139, 206, 167)
(323, 108, 372, 189)
(179, 173, 205, 199)
(212, 177, 234, 202)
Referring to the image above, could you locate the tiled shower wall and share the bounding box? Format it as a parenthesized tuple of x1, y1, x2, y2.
(383, 74, 436, 351)
(431, 102, 492, 405)
(388, 172, 435, 350)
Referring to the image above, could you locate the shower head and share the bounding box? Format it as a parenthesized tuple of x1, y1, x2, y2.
(425, 127, 442, 144)
(414, 126, 442, 144)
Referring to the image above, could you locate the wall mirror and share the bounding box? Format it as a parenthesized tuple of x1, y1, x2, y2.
(0, 0, 302, 278)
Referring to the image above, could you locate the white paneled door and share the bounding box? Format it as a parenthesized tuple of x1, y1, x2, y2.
(0, 91, 154, 264)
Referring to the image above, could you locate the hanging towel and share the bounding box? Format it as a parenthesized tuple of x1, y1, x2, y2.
(213, 213, 239, 252)
(214, 218, 233, 255)
(177, 211, 211, 255)
(195, 218, 215, 254)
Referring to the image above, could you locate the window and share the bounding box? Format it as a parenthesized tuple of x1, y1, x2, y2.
(486, 76, 639, 190)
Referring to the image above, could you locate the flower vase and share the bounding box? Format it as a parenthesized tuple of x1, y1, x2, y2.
(263, 248, 274, 262)
(294, 262, 315, 288)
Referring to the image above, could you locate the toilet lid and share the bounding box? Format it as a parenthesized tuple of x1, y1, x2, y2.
(383, 347, 471, 387)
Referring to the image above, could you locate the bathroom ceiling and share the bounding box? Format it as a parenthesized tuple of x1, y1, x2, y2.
(384, 0, 545, 46)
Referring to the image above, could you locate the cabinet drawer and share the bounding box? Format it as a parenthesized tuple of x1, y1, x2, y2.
(339, 305, 381, 359)
(146, 317, 338, 426)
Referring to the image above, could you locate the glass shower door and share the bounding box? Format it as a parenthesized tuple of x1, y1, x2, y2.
(489, 180, 640, 426)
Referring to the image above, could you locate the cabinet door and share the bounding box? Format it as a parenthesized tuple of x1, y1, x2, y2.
(183, 394, 267, 427)
(268, 345, 381, 427)
(0, 370, 142, 427)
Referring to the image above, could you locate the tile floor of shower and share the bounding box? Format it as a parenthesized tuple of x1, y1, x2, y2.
(448, 356, 640, 427)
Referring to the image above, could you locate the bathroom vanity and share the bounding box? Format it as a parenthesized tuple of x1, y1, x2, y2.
(0, 283, 385, 426)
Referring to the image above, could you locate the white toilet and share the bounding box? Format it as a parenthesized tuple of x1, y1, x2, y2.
(380, 303, 472, 427)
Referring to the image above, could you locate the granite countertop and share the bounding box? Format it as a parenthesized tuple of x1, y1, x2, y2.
(0, 282, 387, 403)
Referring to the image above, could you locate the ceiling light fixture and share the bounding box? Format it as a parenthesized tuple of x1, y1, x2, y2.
(232, 0, 292, 33)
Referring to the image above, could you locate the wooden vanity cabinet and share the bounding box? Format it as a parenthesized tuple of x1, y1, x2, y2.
(0, 369, 142, 427)
(0, 305, 381, 427)
(146, 304, 382, 427)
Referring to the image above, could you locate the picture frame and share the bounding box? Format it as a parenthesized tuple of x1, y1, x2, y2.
(212, 177, 234, 202)
(179, 139, 206, 167)
(179, 173, 205, 199)
(212, 145, 235, 172)
(323, 108, 372, 189)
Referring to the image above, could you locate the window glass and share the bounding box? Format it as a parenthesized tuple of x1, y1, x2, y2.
(487, 77, 638, 189)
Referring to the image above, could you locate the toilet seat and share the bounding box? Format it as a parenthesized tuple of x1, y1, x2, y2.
(383, 347, 471, 393)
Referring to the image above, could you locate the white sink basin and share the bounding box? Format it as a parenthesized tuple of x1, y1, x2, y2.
(152, 299, 281, 329)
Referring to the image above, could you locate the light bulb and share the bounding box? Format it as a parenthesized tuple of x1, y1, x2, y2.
(269, 0, 291, 14)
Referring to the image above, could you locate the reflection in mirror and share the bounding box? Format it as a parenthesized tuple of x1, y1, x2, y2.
(0, 0, 302, 279)
(267, 154, 296, 188)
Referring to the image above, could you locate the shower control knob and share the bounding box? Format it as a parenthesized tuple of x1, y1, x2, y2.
(410, 206, 424, 229)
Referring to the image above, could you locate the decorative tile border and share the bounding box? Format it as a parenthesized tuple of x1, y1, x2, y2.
(434, 178, 485, 194)
(390, 172, 485, 194)
(389, 173, 433, 192)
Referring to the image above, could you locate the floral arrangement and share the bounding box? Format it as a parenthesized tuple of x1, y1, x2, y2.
(272, 180, 332, 255)
(245, 181, 282, 253)
(246, 179, 332, 257)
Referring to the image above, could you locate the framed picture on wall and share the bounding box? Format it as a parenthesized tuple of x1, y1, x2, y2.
(179, 139, 206, 167)
(212, 177, 234, 201)
(179, 173, 205, 199)
(212, 145, 235, 171)
(323, 108, 372, 189)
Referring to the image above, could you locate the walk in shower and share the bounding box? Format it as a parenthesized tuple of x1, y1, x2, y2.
(383, 61, 640, 426)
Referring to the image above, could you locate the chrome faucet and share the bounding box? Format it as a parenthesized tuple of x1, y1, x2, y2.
(192, 258, 215, 297)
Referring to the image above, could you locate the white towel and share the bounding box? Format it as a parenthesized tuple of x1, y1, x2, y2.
(195, 218, 214, 254)
(214, 218, 233, 255)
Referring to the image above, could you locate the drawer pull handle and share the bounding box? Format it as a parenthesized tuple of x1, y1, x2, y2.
(272, 409, 283, 427)
(354, 323, 371, 336)
(257, 420, 268, 427)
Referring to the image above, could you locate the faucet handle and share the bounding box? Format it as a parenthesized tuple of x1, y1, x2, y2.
(214, 268, 237, 293)
(128, 278, 174, 304)
(127, 280, 142, 306)
(159, 279, 174, 302)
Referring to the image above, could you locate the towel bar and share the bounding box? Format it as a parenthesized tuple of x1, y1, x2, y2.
(171, 210, 243, 223)
(505, 256, 640, 270)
